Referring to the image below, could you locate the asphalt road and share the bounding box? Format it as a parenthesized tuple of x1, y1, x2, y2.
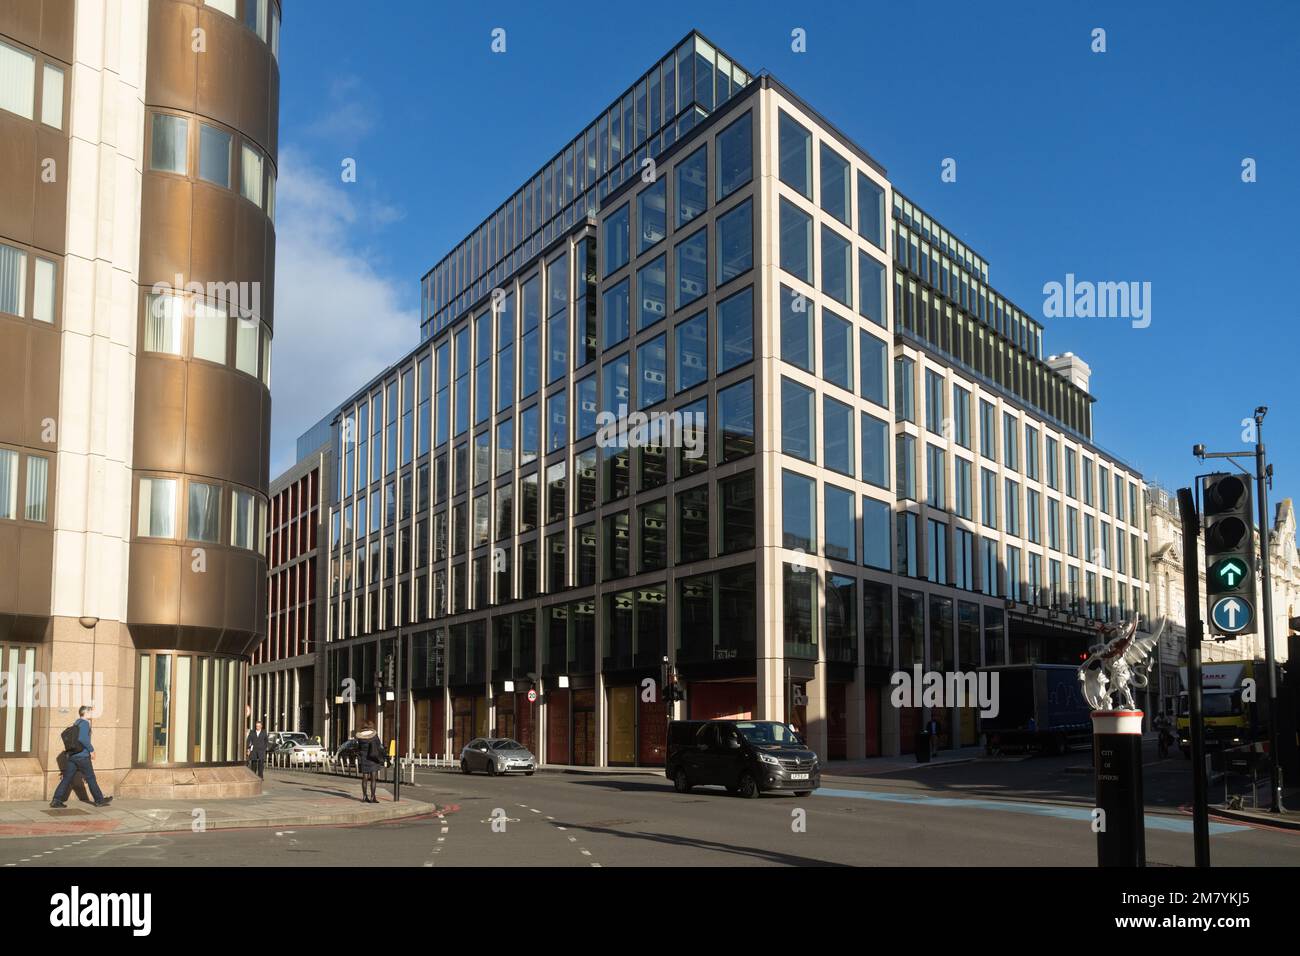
(1, 755, 1297, 867)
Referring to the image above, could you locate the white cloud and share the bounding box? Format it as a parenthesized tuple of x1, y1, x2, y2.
(269, 146, 414, 475)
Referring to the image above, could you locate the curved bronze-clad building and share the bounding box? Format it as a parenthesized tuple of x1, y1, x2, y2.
(0, 0, 280, 801)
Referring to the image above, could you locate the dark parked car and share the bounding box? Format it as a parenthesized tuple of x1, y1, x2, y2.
(460, 738, 536, 775)
(666, 719, 820, 798)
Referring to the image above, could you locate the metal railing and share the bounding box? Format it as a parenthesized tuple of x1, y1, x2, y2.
(258, 751, 468, 782)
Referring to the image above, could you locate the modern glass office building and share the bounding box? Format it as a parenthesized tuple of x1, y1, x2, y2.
(322, 31, 1149, 766)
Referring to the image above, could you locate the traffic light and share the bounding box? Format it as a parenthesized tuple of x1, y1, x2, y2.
(1202, 472, 1256, 638)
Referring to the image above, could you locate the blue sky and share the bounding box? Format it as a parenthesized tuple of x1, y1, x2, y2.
(270, 0, 1299, 521)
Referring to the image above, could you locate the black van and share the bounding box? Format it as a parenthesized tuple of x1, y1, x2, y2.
(665, 719, 820, 798)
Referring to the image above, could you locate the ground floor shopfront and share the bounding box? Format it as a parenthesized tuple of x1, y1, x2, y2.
(319, 578, 1149, 768)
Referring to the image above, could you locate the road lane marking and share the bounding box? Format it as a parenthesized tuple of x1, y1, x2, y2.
(812, 787, 1250, 834)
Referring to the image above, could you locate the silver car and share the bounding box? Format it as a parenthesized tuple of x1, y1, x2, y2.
(460, 738, 536, 776)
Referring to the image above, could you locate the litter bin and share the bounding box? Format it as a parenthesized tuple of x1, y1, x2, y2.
(916, 730, 932, 763)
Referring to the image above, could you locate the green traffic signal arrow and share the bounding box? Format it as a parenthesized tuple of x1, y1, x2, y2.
(1217, 560, 1245, 586)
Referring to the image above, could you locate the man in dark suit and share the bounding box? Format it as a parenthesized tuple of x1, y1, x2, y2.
(246, 721, 269, 779)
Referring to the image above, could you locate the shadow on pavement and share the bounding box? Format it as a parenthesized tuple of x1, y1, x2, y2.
(551, 820, 851, 867)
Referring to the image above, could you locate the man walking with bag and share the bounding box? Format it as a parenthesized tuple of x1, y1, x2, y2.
(50, 706, 112, 809)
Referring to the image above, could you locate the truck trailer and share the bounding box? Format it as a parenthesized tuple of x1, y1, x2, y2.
(979, 664, 1093, 755)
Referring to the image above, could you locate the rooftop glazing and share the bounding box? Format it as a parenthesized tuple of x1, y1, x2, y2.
(419, 31, 751, 340)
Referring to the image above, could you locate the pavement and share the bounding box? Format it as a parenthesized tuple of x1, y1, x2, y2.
(0, 773, 439, 839)
(1208, 786, 1300, 830)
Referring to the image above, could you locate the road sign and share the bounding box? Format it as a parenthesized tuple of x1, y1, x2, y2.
(1211, 596, 1253, 635)
(526, 689, 537, 703)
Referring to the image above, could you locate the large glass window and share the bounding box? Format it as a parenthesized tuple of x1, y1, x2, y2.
(821, 226, 852, 304)
(639, 500, 667, 572)
(857, 172, 885, 249)
(982, 468, 999, 530)
(716, 199, 753, 284)
(0, 450, 17, 519)
(718, 378, 754, 462)
(603, 203, 630, 276)
(547, 389, 567, 452)
(858, 251, 885, 326)
(823, 395, 854, 476)
(240, 144, 264, 207)
(602, 278, 629, 349)
(675, 228, 708, 308)
(980, 400, 997, 461)
(955, 457, 973, 519)
(546, 257, 568, 383)
(677, 486, 709, 563)
(638, 178, 666, 252)
(927, 444, 946, 509)
(235, 318, 259, 376)
(637, 255, 667, 331)
(895, 357, 915, 422)
(23, 455, 47, 523)
(187, 481, 221, 543)
(0, 245, 29, 319)
(637, 334, 667, 409)
(546, 462, 567, 525)
(861, 412, 889, 488)
(824, 484, 855, 561)
(820, 144, 850, 224)
(40, 64, 63, 130)
(716, 285, 753, 373)
(863, 496, 891, 570)
(138, 477, 178, 538)
(719, 471, 755, 553)
(143, 294, 184, 355)
(859, 330, 887, 407)
(150, 114, 188, 174)
(198, 124, 232, 187)
(676, 311, 708, 391)
(780, 285, 813, 370)
(715, 111, 752, 200)
(952, 386, 971, 448)
(574, 374, 596, 438)
(781, 378, 815, 462)
(822, 310, 852, 390)
(31, 257, 54, 325)
(231, 489, 256, 549)
(783, 564, 818, 659)
(778, 111, 812, 197)
(896, 434, 916, 500)
(0, 40, 35, 120)
(779, 199, 812, 283)
(676, 144, 707, 227)
(782, 470, 815, 552)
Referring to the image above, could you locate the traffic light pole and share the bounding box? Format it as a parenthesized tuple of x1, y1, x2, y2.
(1254, 414, 1283, 813)
(393, 630, 402, 803)
(1177, 488, 1211, 867)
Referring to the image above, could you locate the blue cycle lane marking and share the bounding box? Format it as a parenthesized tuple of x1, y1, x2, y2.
(813, 787, 1248, 835)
